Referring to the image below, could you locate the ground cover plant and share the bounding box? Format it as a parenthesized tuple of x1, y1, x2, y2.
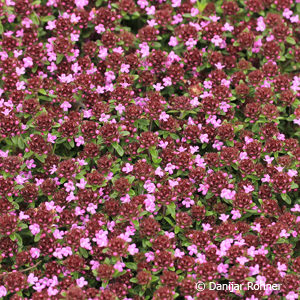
(0, 0, 299, 299)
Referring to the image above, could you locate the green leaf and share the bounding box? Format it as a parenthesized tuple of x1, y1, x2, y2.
(38, 89, 47, 95)
(18, 137, 25, 150)
(125, 262, 137, 270)
(34, 232, 41, 242)
(149, 146, 158, 160)
(112, 142, 124, 156)
(31, 13, 40, 25)
(286, 37, 296, 45)
(197, 0, 208, 12)
(96, 0, 103, 6)
(281, 193, 291, 205)
(0, 23, 3, 35)
(35, 153, 45, 163)
(291, 182, 298, 189)
(56, 54, 64, 64)
(41, 15, 55, 22)
(164, 216, 175, 226)
(15, 233, 23, 247)
(166, 202, 176, 218)
(79, 247, 89, 258)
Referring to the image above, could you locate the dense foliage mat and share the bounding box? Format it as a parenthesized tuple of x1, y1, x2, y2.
(0, 0, 299, 299)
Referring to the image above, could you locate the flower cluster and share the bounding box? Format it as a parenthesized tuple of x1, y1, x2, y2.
(0, 0, 299, 299)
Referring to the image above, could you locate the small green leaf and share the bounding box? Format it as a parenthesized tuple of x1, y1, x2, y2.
(0, 23, 3, 35)
(96, 0, 103, 7)
(31, 13, 40, 25)
(166, 202, 176, 218)
(281, 193, 291, 205)
(125, 262, 137, 270)
(56, 54, 64, 64)
(149, 146, 158, 160)
(35, 153, 45, 163)
(41, 15, 55, 22)
(34, 232, 41, 242)
(286, 37, 296, 45)
(79, 247, 89, 258)
(112, 142, 124, 156)
(164, 216, 175, 226)
(18, 137, 25, 150)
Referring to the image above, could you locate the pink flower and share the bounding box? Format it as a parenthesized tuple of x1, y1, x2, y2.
(47, 133, 57, 143)
(23, 57, 33, 67)
(120, 64, 130, 73)
(145, 251, 154, 262)
(286, 292, 298, 300)
(169, 179, 179, 188)
(165, 163, 176, 174)
(27, 273, 39, 285)
(283, 8, 293, 19)
(46, 20, 56, 30)
(114, 261, 125, 272)
(122, 163, 133, 173)
(159, 111, 170, 121)
(76, 277, 88, 288)
(16, 81, 26, 90)
(76, 178, 87, 189)
(211, 35, 223, 47)
(249, 264, 260, 276)
(217, 263, 229, 274)
(155, 167, 164, 177)
(80, 238, 92, 250)
(30, 247, 41, 259)
(185, 38, 197, 48)
(60, 101, 72, 112)
(144, 180, 156, 193)
(187, 245, 197, 255)
(182, 198, 194, 208)
(171, 0, 181, 7)
(174, 248, 184, 258)
(0, 286, 7, 297)
(221, 188, 236, 200)
(287, 169, 297, 177)
(53, 229, 65, 239)
(202, 223, 212, 231)
(220, 214, 229, 222)
(137, 0, 148, 9)
(231, 209, 241, 220)
(243, 185, 254, 193)
(128, 244, 139, 255)
(75, 0, 88, 9)
(153, 83, 164, 91)
(237, 256, 249, 265)
(256, 17, 265, 32)
(222, 22, 234, 32)
(145, 5, 155, 15)
(75, 136, 85, 147)
(199, 133, 209, 143)
(168, 36, 178, 47)
(29, 224, 40, 235)
(93, 230, 108, 247)
(280, 229, 290, 238)
(261, 174, 270, 183)
(144, 194, 156, 212)
(95, 24, 105, 34)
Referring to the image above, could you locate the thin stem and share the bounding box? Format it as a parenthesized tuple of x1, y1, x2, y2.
(0, 260, 42, 277)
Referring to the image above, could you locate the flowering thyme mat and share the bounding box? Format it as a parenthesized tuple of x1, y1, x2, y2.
(0, 0, 299, 299)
